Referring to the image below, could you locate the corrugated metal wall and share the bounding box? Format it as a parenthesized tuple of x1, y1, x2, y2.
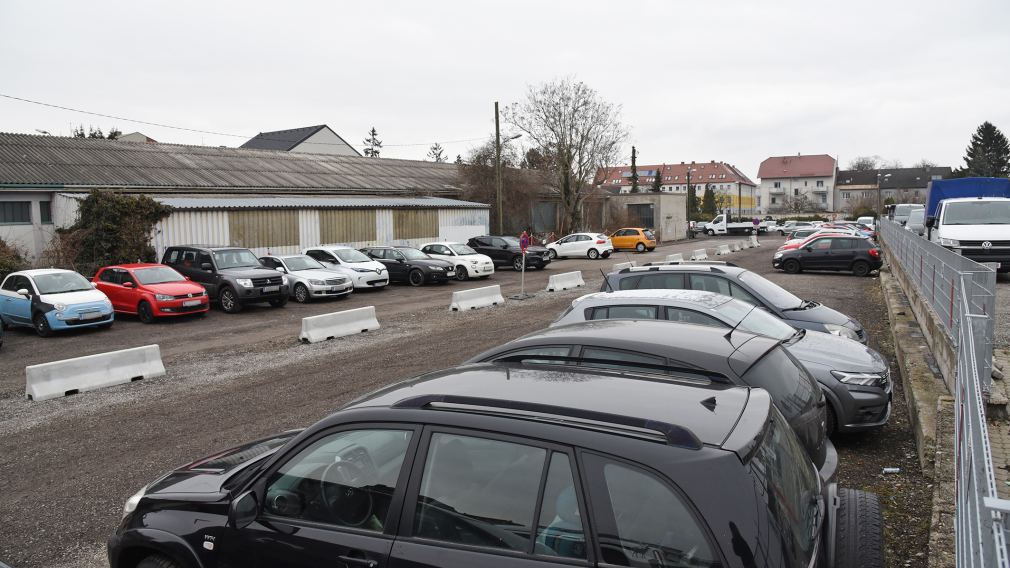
(393, 209, 439, 240)
(154, 211, 230, 258)
(320, 209, 376, 244)
(439, 208, 489, 243)
(229, 210, 299, 248)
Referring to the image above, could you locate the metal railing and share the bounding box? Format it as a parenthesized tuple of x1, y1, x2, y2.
(879, 219, 1008, 566)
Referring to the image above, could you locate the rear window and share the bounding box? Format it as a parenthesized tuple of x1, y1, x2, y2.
(620, 272, 687, 290)
(741, 346, 818, 419)
(644, 230, 656, 240)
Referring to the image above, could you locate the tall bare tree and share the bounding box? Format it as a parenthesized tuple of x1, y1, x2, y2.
(458, 138, 540, 234)
(848, 156, 879, 171)
(505, 78, 628, 233)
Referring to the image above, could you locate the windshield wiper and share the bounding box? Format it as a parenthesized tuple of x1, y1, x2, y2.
(783, 300, 815, 311)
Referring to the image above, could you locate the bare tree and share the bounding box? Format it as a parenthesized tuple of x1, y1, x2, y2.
(505, 78, 628, 234)
(458, 138, 541, 234)
(848, 156, 879, 171)
(880, 158, 903, 169)
(912, 159, 937, 169)
(427, 143, 447, 163)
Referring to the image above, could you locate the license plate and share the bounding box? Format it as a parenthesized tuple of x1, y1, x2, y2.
(447, 271, 455, 277)
(183, 300, 201, 307)
(80, 311, 102, 320)
(262, 286, 279, 293)
(329, 286, 341, 292)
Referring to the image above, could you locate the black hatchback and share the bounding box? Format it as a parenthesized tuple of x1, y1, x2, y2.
(108, 364, 882, 568)
(773, 235, 883, 277)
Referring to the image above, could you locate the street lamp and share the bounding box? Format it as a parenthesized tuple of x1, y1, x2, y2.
(495, 101, 522, 234)
(685, 167, 697, 239)
(876, 172, 892, 215)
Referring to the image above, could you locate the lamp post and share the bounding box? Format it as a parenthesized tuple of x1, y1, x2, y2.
(876, 172, 892, 215)
(494, 101, 522, 234)
(685, 167, 697, 238)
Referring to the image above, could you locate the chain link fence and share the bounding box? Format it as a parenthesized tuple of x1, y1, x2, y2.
(879, 219, 1008, 566)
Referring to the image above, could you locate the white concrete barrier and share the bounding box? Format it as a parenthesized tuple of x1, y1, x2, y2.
(546, 271, 585, 292)
(744, 239, 753, 249)
(716, 244, 732, 255)
(26, 344, 166, 401)
(450, 285, 505, 311)
(731, 241, 742, 252)
(612, 261, 636, 272)
(665, 253, 684, 263)
(691, 249, 709, 261)
(300, 306, 380, 343)
(750, 235, 761, 247)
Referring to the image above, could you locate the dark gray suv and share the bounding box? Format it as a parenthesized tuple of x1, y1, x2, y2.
(163, 245, 290, 313)
(108, 364, 882, 568)
(468, 319, 837, 483)
(602, 263, 868, 343)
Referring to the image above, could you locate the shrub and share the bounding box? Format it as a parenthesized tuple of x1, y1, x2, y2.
(69, 191, 172, 275)
(0, 238, 28, 279)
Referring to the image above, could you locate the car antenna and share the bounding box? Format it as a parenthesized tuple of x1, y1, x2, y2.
(600, 268, 614, 292)
(723, 305, 754, 339)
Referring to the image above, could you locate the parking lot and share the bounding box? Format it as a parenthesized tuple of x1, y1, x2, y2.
(0, 235, 931, 568)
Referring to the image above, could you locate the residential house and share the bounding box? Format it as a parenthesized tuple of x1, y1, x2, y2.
(757, 154, 837, 213)
(594, 160, 757, 214)
(834, 166, 953, 213)
(240, 124, 361, 156)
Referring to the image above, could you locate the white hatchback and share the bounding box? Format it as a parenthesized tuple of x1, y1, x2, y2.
(546, 232, 614, 260)
(302, 246, 389, 289)
(419, 242, 495, 281)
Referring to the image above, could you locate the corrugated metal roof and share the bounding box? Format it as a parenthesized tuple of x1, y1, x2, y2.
(57, 193, 489, 210)
(0, 132, 460, 194)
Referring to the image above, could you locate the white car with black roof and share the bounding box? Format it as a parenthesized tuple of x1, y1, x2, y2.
(302, 245, 389, 289)
(419, 241, 494, 280)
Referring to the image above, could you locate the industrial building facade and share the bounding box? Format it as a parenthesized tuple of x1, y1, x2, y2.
(0, 133, 488, 263)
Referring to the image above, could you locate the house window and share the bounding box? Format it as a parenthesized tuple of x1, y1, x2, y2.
(709, 174, 715, 179)
(841, 192, 850, 199)
(773, 181, 782, 188)
(612, 180, 620, 184)
(757, 197, 762, 207)
(804, 180, 809, 186)
(0, 201, 31, 224)
(771, 197, 777, 204)
(816, 180, 824, 187)
(820, 195, 827, 203)
(40, 201, 52, 224)
(674, 175, 679, 180)
(794, 188, 799, 196)
(664, 176, 671, 181)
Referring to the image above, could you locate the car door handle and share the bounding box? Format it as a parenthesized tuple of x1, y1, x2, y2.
(337, 556, 377, 568)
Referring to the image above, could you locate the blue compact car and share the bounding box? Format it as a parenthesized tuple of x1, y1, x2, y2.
(0, 269, 114, 337)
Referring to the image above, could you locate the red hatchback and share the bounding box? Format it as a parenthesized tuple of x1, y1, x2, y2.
(93, 263, 209, 323)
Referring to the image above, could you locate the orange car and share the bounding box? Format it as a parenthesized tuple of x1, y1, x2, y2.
(609, 227, 657, 252)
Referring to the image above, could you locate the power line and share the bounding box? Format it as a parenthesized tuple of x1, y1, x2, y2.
(0, 92, 490, 150)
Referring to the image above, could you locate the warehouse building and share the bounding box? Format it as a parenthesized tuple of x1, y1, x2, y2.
(0, 132, 488, 262)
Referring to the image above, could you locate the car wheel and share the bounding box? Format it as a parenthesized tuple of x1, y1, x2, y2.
(455, 266, 469, 281)
(783, 259, 801, 274)
(137, 301, 155, 324)
(269, 296, 289, 308)
(825, 403, 838, 436)
(548, 249, 558, 260)
(408, 269, 425, 287)
(587, 248, 600, 260)
(852, 260, 871, 277)
(293, 283, 310, 303)
(512, 256, 524, 271)
(636, 242, 646, 253)
(137, 554, 182, 568)
(33, 312, 52, 338)
(219, 287, 243, 313)
(706, 229, 715, 236)
(834, 489, 884, 568)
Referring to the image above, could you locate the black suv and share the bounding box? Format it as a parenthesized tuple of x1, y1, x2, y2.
(773, 235, 883, 277)
(602, 263, 868, 343)
(162, 245, 289, 313)
(108, 364, 882, 568)
(467, 235, 552, 271)
(469, 319, 836, 482)
(359, 246, 455, 286)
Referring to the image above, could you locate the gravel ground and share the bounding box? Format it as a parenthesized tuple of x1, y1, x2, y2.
(996, 272, 1010, 348)
(0, 236, 930, 568)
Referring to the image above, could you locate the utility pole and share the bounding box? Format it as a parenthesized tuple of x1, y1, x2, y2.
(685, 168, 693, 239)
(630, 146, 638, 193)
(495, 101, 502, 235)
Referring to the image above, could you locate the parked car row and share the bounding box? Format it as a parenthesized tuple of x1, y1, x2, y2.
(770, 224, 883, 277)
(109, 260, 885, 568)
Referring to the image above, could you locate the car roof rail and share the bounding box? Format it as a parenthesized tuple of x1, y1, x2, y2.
(641, 260, 737, 268)
(491, 354, 733, 384)
(619, 265, 727, 274)
(392, 393, 702, 450)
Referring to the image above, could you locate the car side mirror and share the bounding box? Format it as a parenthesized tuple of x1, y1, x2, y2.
(16, 288, 30, 297)
(804, 246, 813, 252)
(185, 276, 192, 281)
(396, 258, 404, 263)
(500, 244, 509, 249)
(91, 282, 98, 288)
(275, 267, 287, 274)
(229, 490, 259, 530)
(122, 281, 134, 288)
(201, 263, 213, 271)
(925, 217, 935, 228)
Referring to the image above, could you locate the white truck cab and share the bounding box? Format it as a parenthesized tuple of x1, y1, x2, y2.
(927, 197, 1010, 271)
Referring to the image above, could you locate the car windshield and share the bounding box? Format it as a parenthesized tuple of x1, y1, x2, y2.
(397, 248, 430, 260)
(714, 300, 796, 341)
(742, 345, 818, 419)
(907, 210, 925, 224)
(942, 201, 1010, 225)
(748, 408, 821, 567)
(134, 266, 186, 285)
(894, 204, 921, 217)
(213, 249, 262, 269)
(33, 272, 93, 294)
(284, 256, 325, 271)
(736, 271, 803, 310)
(449, 244, 477, 255)
(334, 249, 372, 263)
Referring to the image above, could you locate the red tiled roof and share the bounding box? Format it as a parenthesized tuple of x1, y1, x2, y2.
(594, 160, 755, 187)
(757, 154, 836, 179)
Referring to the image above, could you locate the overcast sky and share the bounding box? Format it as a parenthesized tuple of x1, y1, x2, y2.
(2, 0, 1008, 180)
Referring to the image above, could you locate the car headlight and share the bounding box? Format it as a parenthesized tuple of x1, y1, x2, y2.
(431, 266, 443, 271)
(831, 370, 885, 387)
(309, 279, 324, 285)
(154, 294, 173, 301)
(281, 275, 289, 286)
(54, 303, 67, 312)
(773, 252, 783, 259)
(235, 278, 253, 288)
(352, 267, 372, 272)
(824, 324, 860, 341)
(122, 487, 146, 519)
(103, 299, 113, 308)
(470, 260, 478, 265)
(939, 238, 959, 247)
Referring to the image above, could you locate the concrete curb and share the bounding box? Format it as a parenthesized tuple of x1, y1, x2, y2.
(928, 395, 956, 568)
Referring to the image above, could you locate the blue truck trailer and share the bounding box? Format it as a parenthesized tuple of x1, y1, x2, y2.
(924, 177, 1010, 270)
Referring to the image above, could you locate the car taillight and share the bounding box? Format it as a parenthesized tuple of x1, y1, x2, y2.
(596, 239, 606, 244)
(869, 248, 880, 257)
